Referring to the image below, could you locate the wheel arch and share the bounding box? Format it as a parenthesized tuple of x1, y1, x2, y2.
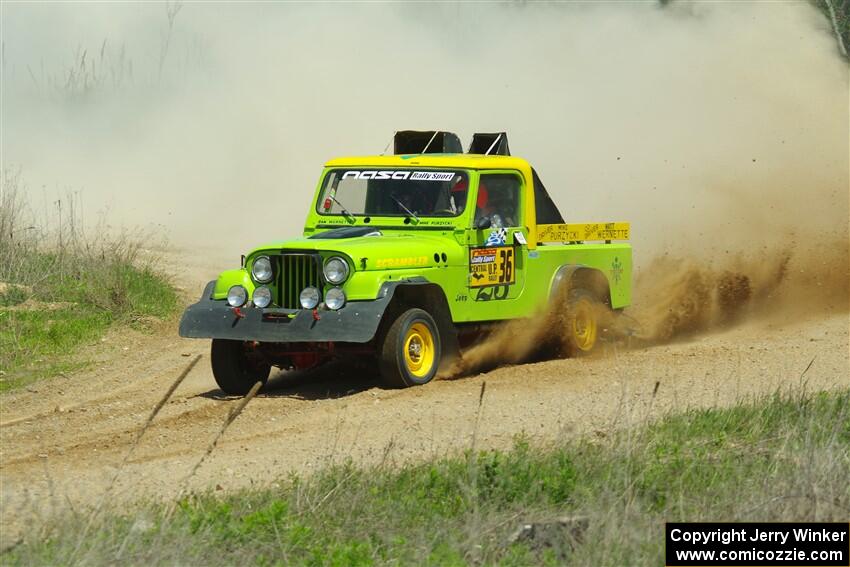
(377, 279, 460, 365)
(549, 265, 612, 307)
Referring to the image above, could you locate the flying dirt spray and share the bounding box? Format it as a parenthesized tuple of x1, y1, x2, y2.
(2, 2, 847, 366)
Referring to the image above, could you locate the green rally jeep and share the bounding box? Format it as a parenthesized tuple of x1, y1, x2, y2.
(179, 131, 632, 393)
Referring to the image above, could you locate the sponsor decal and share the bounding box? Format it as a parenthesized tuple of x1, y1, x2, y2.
(375, 256, 429, 269)
(410, 171, 454, 181)
(469, 247, 515, 288)
(611, 257, 623, 284)
(470, 251, 496, 264)
(341, 171, 455, 181)
(537, 222, 630, 242)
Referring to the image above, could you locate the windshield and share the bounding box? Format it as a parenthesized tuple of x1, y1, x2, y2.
(317, 169, 470, 218)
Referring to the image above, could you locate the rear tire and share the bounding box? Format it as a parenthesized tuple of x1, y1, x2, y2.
(562, 288, 608, 357)
(379, 308, 442, 388)
(210, 339, 271, 395)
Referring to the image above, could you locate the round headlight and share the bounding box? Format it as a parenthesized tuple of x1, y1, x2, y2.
(323, 257, 349, 285)
(299, 286, 320, 309)
(325, 287, 346, 310)
(227, 285, 247, 307)
(251, 256, 273, 283)
(253, 286, 272, 308)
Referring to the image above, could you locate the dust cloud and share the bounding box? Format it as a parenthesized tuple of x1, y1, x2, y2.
(632, 241, 849, 343)
(3, 2, 848, 340)
(450, 239, 849, 376)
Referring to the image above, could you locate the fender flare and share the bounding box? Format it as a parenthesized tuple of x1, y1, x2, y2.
(377, 278, 460, 365)
(548, 265, 612, 306)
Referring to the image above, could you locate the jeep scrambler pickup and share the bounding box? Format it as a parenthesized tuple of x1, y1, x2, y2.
(179, 131, 632, 393)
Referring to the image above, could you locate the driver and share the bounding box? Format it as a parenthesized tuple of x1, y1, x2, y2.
(487, 186, 516, 227)
(474, 182, 517, 227)
(474, 181, 496, 225)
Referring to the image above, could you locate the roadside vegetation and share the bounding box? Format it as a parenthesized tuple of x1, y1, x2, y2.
(812, 0, 849, 58)
(0, 168, 178, 391)
(5, 387, 847, 565)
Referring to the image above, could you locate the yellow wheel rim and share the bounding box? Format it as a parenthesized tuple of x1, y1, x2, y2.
(572, 299, 598, 352)
(403, 322, 435, 378)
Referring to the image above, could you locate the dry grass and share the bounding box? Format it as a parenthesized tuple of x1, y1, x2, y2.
(4, 386, 847, 566)
(0, 168, 177, 390)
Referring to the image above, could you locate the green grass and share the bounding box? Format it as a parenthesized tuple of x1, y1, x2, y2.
(0, 256, 177, 392)
(6, 388, 848, 566)
(0, 169, 179, 392)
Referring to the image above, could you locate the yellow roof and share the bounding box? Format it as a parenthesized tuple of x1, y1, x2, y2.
(324, 154, 531, 170)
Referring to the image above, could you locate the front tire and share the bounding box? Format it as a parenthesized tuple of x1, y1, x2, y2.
(379, 308, 442, 388)
(210, 339, 271, 395)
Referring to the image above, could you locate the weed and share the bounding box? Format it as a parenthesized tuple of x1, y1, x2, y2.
(0, 168, 178, 390)
(5, 388, 847, 566)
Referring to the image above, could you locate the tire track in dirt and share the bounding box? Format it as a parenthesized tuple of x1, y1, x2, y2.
(2, 311, 847, 530)
(0, 357, 194, 428)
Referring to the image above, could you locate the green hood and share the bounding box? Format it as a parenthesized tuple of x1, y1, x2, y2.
(249, 229, 465, 270)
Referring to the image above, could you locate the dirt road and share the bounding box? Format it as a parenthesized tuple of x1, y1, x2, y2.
(1, 249, 847, 539)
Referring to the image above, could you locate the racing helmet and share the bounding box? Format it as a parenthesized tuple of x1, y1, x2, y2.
(450, 178, 469, 212)
(451, 178, 468, 195)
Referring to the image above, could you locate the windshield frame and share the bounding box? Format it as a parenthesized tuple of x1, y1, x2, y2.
(315, 167, 472, 219)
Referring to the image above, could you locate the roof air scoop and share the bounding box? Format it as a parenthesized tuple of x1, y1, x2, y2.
(393, 131, 463, 154)
(468, 132, 510, 156)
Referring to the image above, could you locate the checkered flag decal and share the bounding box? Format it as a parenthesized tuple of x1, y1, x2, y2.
(485, 228, 508, 246)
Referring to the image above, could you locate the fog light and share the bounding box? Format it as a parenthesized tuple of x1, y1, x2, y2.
(253, 286, 272, 308)
(299, 286, 320, 309)
(227, 285, 247, 307)
(325, 287, 345, 310)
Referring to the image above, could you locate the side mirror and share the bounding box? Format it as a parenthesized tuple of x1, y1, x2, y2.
(475, 216, 492, 230)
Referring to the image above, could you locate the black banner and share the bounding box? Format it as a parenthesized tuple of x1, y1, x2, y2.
(666, 522, 849, 566)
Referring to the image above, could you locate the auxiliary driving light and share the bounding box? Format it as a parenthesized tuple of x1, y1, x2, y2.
(251, 256, 273, 283)
(253, 286, 272, 308)
(227, 285, 247, 307)
(299, 286, 320, 309)
(325, 287, 346, 310)
(323, 257, 349, 285)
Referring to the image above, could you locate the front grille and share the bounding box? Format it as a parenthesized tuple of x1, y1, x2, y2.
(273, 253, 322, 309)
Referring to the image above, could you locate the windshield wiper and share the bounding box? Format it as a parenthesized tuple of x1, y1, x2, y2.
(330, 195, 355, 223)
(390, 195, 419, 223)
